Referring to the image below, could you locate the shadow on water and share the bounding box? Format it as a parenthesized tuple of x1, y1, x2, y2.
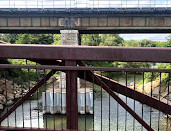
(43, 114, 93, 130)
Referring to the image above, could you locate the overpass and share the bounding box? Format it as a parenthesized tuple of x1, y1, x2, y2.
(1, 8, 171, 33)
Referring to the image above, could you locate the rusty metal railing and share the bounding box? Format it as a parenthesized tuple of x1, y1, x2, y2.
(0, 44, 171, 130)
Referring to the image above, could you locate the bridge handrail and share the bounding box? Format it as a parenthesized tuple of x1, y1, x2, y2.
(0, 44, 171, 62)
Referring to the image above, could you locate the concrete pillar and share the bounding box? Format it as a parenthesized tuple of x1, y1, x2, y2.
(60, 30, 80, 45)
(59, 30, 80, 88)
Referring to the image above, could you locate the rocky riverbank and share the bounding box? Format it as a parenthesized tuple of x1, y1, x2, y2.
(130, 76, 171, 104)
(0, 79, 22, 110)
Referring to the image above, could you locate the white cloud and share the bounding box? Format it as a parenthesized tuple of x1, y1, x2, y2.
(120, 34, 170, 42)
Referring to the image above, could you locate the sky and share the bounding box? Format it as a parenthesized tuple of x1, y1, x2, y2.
(120, 34, 170, 42)
(0, 0, 170, 8)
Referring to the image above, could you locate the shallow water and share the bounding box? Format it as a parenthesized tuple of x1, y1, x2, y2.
(0, 74, 171, 130)
(1, 95, 170, 131)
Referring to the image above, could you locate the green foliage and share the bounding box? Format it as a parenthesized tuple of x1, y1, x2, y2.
(166, 35, 171, 47)
(0, 59, 43, 89)
(0, 34, 18, 43)
(7, 59, 38, 86)
(1, 33, 171, 91)
(15, 34, 53, 44)
(123, 40, 140, 47)
(52, 34, 61, 45)
(139, 39, 156, 47)
(85, 61, 113, 67)
(81, 34, 124, 46)
(138, 63, 171, 87)
(123, 39, 166, 47)
(100, 34, 124, 46)
(81, 34, 101, 46)
(115, 62, 152, 68)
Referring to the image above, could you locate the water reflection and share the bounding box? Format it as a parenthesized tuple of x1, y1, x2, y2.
(43, 114, 93, 130)
(42, 94, 171, 130)
(0, 74, 171, 130)
(0, 96, 171, 130)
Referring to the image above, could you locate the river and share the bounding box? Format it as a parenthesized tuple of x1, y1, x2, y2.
(0, 74, 170, 130)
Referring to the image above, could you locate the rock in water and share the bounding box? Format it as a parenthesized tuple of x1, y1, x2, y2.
(0, 104, 3, 110)
(0, 94, 6, 104)
(6, 100, 14, 106)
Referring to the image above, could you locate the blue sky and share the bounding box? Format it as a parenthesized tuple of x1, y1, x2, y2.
(120, 34, 170, 42)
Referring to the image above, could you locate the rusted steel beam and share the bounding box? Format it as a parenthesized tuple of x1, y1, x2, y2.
(0, 62, 169, 114)
(1, 64, 171, 73)
(65, 61, 78, 130)
(30, 59, 65, 66)
(77, 62, 171, 115)
(1, 44, 171, 62)
(77, 69, 154, 130)
(95, 74, 171, 115)
(93, 75, 154, 131)
(0, 63, 170, 115)
(0, 40, 9, 44)
(0, 126, 89, 131)
(0, 70, 56, 123)
(0, 127, 58, 131)
(78, 71, 171, 115)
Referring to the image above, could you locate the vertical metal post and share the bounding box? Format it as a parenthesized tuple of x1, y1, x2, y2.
(65, 60, 78, 129)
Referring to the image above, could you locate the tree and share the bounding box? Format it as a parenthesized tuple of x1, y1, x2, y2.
(123, 40, 140, 47)
(81, 34, 101, 46)
(100, 34, 124, 46)
(52, 34, 61, 45)
(139, 39, 156, 47)
(115, 62, 152, 68)
(165, 35, 171, 47)
(0, 34, 18, 43)
(15, 34, 53, 44)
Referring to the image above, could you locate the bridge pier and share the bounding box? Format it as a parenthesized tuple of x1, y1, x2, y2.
(59, 30, 81, 89)
(42, 30, 93, 129)
(60, 30, 79, 130)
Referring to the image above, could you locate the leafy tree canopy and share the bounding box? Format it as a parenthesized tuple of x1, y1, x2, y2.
(0, 34, 18, 44)
(15, 34, 53, 44)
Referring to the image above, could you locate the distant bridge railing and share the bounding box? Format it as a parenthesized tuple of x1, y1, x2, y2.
(0, 0, 171, 9)
(0, 44, 171, 131)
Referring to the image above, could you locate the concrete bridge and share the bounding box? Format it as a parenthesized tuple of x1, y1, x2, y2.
(1, 8, 171, 33)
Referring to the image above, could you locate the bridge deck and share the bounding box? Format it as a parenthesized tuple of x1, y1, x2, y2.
(0, 8, 171, 33)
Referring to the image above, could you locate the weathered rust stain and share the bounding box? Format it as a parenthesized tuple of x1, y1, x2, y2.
(50, 18, 58, 26)
(108, 17, 119, 26)
(0, 18, 7, 26)
(158, 17, 166, 26)
(99, 18, 107, 27)
(120, 17, 132, 26)
(82, 18, 89, 27)
(133, 17, 145, 26)
(41, 18, 49, 27)
(147, 17, 158, 26)
(32, 18, 40, 27)
(8, 18, 19, 27)
(20, 18, 31, 27)
(90, 18, 97, 27)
